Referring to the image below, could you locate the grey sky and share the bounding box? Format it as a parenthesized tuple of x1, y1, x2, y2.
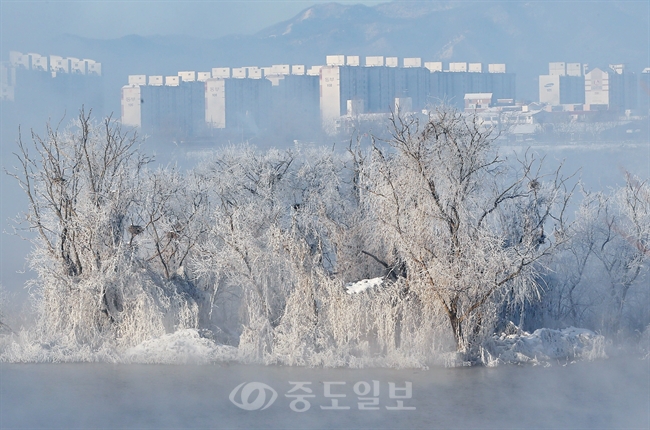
(1, 0, 387, 47)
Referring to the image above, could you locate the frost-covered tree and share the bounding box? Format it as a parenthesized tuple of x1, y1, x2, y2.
(133, 167, 210, 281)
(357, 107, 573, 357)
(546, 175, 649, 338)
(11, 111, 147, 278)
(11, 108, 645, 365)
(0, 285, 11, 335)
(541, 189, 602, 328)
(191, 145, 357, 360)
(192, 146, 295, 329)
(8, 111, 201, 353)
(590, 185, 648, 337)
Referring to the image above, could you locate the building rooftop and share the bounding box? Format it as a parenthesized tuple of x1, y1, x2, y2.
(464, 93, 493, 99)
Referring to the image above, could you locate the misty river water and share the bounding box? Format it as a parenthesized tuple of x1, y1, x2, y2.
(1, 358, 648, 429)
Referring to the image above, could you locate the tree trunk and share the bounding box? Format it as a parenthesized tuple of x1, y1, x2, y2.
(448, 312, 463, 352)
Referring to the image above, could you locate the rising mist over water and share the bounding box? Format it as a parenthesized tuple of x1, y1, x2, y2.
(2, 359, 648, 428)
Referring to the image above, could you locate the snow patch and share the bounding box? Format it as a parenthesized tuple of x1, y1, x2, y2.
(124, 329, 237, 364)
(345, 277, 384, 294)
(482, 326, 607, 366)
(300, 8, 314, 21)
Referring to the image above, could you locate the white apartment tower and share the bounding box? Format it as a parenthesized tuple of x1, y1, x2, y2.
(585, 67, 609, 107)
(205, 78, 226, 128)
(539, 62, 585, 106)
(320, 66, 341, 126)
(121, 85, 142, 127)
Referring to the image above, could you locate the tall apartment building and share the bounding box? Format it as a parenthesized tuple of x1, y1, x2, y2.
(321, 64, 420, 121)
(140, 81, 205, 137)
(268, 74, 320, 139)
(397, 66, 430, 111)
(584, 67, 610, 109)
(321, 65, 367, 123)
(535, 63, 640, 113)
(2, 51, 103, 118)
(539, 62, 585, 106)
(608, 64, 637, 112)
(639, 69, 650, 114)
(123, 76, 272, 137)
(430, 69, 515, 108)
(583, 65, 638, 112)
(205, 77, 272, 134)
(123, 56, 518, 138)
(320, 56, 514, 126)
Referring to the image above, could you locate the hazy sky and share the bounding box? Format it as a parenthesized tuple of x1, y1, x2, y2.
(1, 0, 387, 47)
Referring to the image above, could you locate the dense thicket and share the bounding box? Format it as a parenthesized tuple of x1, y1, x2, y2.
(6, 108, 649, 364)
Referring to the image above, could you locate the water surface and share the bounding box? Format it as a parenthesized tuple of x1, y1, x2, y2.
(1, 358, 648, 429)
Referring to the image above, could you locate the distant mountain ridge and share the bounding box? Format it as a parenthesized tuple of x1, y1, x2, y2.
(256, 1, 648, 75)
(7, 0, 649, 111)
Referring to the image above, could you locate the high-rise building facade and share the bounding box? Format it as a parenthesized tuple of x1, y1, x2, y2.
(584, 67, 609, 108)
(608, 64, 637, 112)
(2, 51, 103, 117)
(123, 56, 518, 138)
(430, 70, 515, 108)
(140, 81, 205, 137)
(639, 69, 650, 115)
(539, 62, 585, 106)
(320, 56, 515, 127)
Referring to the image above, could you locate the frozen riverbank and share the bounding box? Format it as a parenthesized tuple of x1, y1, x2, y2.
(0, 326, 607, 367)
